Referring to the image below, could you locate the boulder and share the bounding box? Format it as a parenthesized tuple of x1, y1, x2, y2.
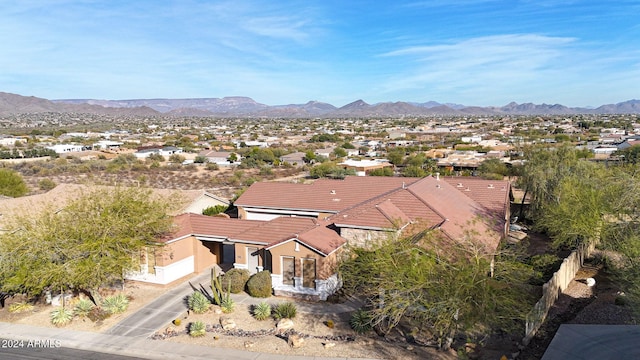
(276, 318, 294, 331)
(220, 317, 236, 330)
(288, 333, 304, 348)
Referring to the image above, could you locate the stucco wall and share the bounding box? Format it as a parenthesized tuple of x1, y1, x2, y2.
(194, 240, 219, 273)
(156, 237, 193, 267)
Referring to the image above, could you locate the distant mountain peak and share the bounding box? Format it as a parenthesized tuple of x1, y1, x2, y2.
(2, 92, 640, 117)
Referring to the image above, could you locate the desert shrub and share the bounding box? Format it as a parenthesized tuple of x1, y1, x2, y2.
(37, 178, 57, 191)
(50, 307, 73, 326)
(87, 307, 111, 322)
(8, 301, 34, 313)
(218, 268, 250, 293)
(220, 297, 235, 314)
(102, 294, 129, 314)
(272, 301, 297, 320)
(188, 291, 210, 314)
(189, 320, 206, 337)
(168, 154, 186, 164)
(349, 309, 372, 334)
(246, 270, 272, 298)
(73, 298, 95, 318)
(206, 163, 219, 171)
(252, 302, 271, 321)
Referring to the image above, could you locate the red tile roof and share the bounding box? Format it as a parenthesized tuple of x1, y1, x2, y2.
(162, 214, 345, 256)
(178, 175, 510, 256)
(234, 176, 421, 213)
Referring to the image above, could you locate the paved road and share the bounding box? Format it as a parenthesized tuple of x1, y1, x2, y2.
(0, 338, 147, 360)
(105, 271, 211, 337)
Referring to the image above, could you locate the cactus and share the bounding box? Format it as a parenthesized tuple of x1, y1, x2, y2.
(211, 267, 233, 307)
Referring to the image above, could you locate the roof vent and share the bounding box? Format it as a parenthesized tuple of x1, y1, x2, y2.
(330, 189, 336, 195)
(456, 183, 463, 187)
(436, 172, 440, 180)
(465, 187, 471, 191)
(436, 184, 441, 189)
(488, 184, 494, 189)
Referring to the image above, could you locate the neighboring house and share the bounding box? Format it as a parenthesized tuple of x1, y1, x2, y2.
(93, 140, 123, 151)
(130, 214, 345, 300)
(133, 146, 183, 159)
(197, 150, 239, 166)
(280, 152, 306, 166)
(338, 159, 393, 176)
(180, 191, 230, 214)
(47, 144, 86, 154)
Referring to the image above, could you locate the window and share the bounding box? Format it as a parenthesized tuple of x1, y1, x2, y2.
(282, 256, 295, 286)
(302, 258, 316, 289)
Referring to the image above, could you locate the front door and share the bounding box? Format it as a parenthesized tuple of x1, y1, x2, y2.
(247, 247, 259, 274)
(221, 244, 235, 264)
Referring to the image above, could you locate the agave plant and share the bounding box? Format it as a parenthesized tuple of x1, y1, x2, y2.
(252, 302, 271, 321)
(102, 294, 130, 314)
(220, 296, 235, 314)
(349, 309, 372, 334)
(272, 301, 297, 320)
(50, 307, 73, 326)
(189, 320, 206, 337)
(74, 298, 95, 318)
(188, 291, 210, 314)
(8, 301, 34, 314)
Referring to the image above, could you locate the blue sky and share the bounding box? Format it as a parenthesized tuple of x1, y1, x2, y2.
(1, 0, 639, 107)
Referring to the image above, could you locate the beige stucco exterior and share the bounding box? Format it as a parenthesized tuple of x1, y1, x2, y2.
(155, 236, 219, 272)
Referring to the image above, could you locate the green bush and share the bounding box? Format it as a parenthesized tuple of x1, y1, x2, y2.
(349, 309, 372, 334)
(38, 178, 57, 191)
(218, 269, 250, 293)
(50, 307, 73, 326)
(203, 204, 229, 216)
(528, 254, 563, 285)
(73, 298, 95, 318)
(273, 301, 297, 320)
(189, 320, 206, 337)
(252, 302, 271, 321)
(188, 291, 210, 314)
(102, 294, 129, 314)
(246, 270, 272, 298)
(0, 168, 28, 197)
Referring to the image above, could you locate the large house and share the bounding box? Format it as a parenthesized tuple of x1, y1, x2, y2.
(136, 175, 512, 300)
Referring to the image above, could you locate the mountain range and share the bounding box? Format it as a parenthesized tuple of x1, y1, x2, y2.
(1, 92, 639, 117)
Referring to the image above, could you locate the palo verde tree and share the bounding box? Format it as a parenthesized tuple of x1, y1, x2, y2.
(0, 186, 174, 303)
(338, 228, 536, 350)
(516, 144, 581, 221)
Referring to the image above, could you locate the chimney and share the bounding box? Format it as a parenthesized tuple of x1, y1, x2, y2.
(436, 172, 440, 181)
